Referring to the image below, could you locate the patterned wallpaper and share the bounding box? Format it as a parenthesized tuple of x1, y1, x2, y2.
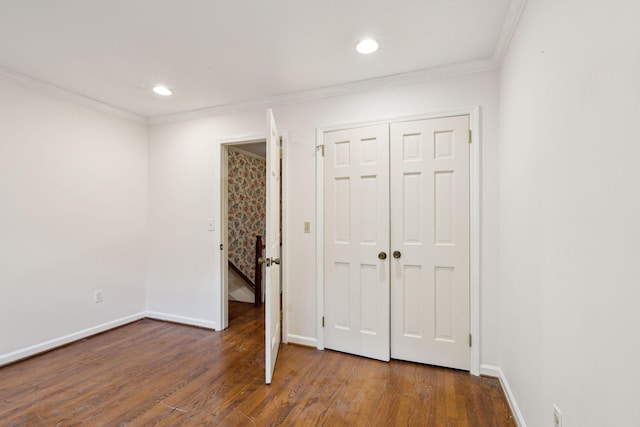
(228, 149, 266, 284)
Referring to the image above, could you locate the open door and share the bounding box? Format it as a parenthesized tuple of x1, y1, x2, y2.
(265, 109, 281, 384)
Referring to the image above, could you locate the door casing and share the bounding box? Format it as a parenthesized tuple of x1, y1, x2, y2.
(315, 106, 481, 375)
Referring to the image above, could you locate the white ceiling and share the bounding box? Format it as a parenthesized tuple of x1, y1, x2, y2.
(0, 0, 518, 120)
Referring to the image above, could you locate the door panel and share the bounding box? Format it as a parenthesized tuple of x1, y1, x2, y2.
(390, 115, 470, 370)
(265, 109, 281, 384)
(324, 124, 390, 362)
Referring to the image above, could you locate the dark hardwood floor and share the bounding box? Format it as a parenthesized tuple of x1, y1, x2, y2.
(0, 301, 515, 426)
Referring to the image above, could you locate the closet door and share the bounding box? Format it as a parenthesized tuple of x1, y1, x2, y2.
(389, 115, 470, 370)
(324, 124, 390, 361)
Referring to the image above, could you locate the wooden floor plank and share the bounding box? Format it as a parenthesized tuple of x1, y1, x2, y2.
(0, 301, 516, 426)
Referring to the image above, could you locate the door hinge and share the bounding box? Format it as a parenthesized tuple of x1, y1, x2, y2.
(322, 316, 325, 327)
(469, 334, 472, 347)
(317, 144, 324, 157)
(468, 129, 472, 143)
(279, 148, 283, 159)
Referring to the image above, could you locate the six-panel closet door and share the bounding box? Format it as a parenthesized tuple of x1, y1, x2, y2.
(324, 124, 391, 361)
(323, 115, 470, 370)
(389, 116, 470, 370)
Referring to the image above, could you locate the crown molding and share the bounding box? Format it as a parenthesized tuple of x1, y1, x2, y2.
(492, 0, 528, 64)
(0, 67, 147, 124)
(148, 57, 498, 125)
(0, 1, 526, 128)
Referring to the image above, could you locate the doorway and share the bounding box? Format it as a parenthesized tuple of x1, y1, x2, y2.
(218, 111, 286, 384)
(221, 140, 267, 325)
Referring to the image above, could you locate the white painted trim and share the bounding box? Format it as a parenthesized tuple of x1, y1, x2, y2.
(0, 312, 146, 367)
(287, 334, 318, 348)
(0, 67, 147, 124)
(217, 134, 267, 146)
(315, 128, 325, 350)
(145, 311, 217, 330)
(281, 131, 290, 344)
(479, 364, 502, 378)
(315, 107, 481, 375)
(492, 0, 529, 65)
(220, 144, 230, 330)
(479, 364, 500, 378)
(469, 106, 481, 376)
(149, 59, 497, 125)
(317, 107, 481, 134)
(480, 365, 527, 427)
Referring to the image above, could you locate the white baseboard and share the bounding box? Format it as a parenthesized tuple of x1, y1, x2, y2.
(480, 364, 527, 427)
(0, 311, 218, 367)
(0, 312, 146, 367)
(286, 333, 317, 348)
(145, 311, 216, 330)
(480, 364, 502, 378)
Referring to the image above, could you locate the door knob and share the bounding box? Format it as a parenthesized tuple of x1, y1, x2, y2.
(393, 251, 401, 259)
(378, 252, 387, 260)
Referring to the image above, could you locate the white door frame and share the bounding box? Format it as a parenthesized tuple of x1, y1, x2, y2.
(315, 106, 481, 375)
(218, 132, 289, 340)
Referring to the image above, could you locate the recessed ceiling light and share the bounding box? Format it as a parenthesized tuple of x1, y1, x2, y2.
(153, 85, 172, 96)
(356, 39, 379, 54)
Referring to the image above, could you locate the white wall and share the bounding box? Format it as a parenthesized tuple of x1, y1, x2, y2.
(499, 0, 640, 425)
(147, 71, 501, 365)
(0, 76, 148, 363)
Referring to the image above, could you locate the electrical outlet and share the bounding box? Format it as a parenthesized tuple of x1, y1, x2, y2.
(553, 404, 562, 427)
(95, 290, 104, 303)
(304, 221, 311, 233)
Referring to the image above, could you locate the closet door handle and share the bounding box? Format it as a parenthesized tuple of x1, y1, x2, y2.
(378, 252, 387, 260)
(393, 251, 401, 259)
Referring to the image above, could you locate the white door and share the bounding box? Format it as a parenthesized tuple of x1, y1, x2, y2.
(323, 124, 390, 361)
(265, 109, 281, 384)
(390, 115, 470, 370)
(323, 115, 471, 370)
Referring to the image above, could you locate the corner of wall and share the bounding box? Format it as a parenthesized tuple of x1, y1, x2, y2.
(480, 365, 527, 427)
